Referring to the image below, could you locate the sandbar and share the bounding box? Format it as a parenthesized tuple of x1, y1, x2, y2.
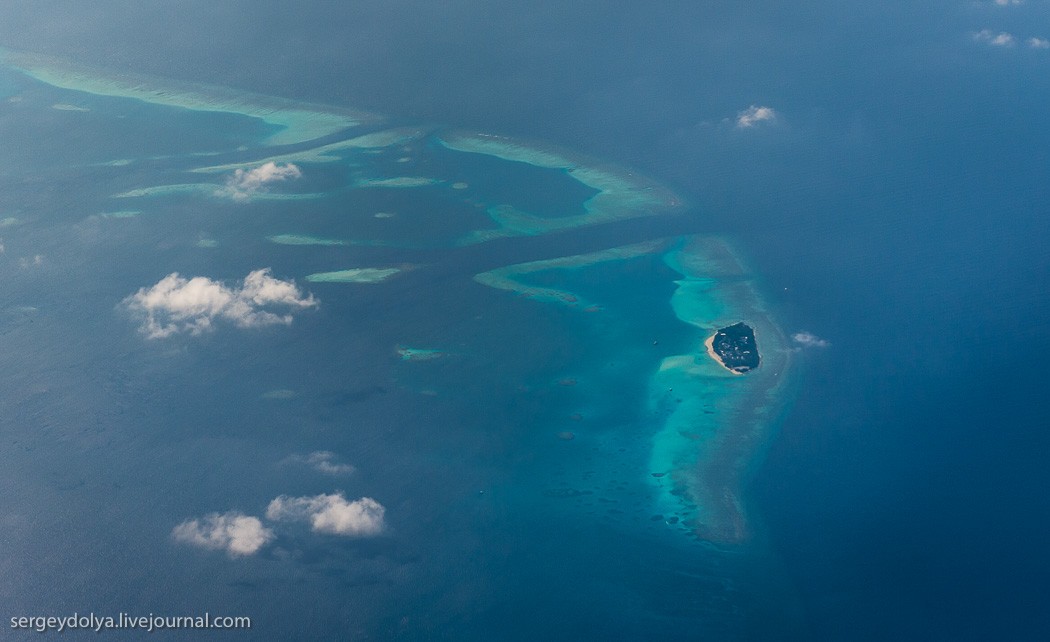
(704, 334, 744, 375)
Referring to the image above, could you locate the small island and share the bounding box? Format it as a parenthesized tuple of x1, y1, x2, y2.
(705, 322, 760, 374)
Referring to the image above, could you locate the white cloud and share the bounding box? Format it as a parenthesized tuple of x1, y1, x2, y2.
(792, 331, 830, 349)
(974, 29, 1016, 46)
(218, 162, 301, 201)
(994, 0, 1023, 6)
(266, 493, 385, 536)
(172, 511, 274, 556)
(17, 254, 43, 269)
(123, 268, 317, 339)
(283, 451, 356, 475)
(306, 451, 356, 476)
(735, 105, 777, 128)
(1029, 37, 1050, 49)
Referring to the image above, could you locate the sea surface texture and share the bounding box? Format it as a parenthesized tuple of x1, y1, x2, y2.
(1, 2, 1048, 640)
(0, 49, 797, 639)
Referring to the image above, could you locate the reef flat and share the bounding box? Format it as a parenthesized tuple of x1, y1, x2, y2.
(474, 239, 667, 309)
(0, 47, 369, 146)
(267, 235, 347, 246)
(112, 184, 322, 201)
(355, 176, 441, 189)
(191, 127, 429, 173)
(305, 268, 401, 283)
(0, 42, 802, 637)
(396, 346, 445, 361)
(475, 235, 792, 545)
(649, 237, 790, 544)
(439, 131, 682, 243)
(2, 45, 791, 551)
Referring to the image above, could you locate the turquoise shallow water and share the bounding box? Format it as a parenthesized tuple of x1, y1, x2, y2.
(4, 3, 1048, 639)
(0, 51, 801, 638)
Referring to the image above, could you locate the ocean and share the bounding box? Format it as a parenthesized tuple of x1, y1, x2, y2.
(1, 2, 1048, 640)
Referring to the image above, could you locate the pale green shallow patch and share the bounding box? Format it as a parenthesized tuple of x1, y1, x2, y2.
(192, 143, 350, 173)
(0, 217, 20, 227)
(305, 268, 401, 283)
(192, 127, 427, 173)
(112, 183, 215, 198)
(645, 236, 792, 544)
(99, 210, 140, 219)
(355, 176, 441, 188)
(341, 127, 427, 149)
(476, 234, 792, 545)
(397, 346, 445, 361)
(113, 184, 217, 199)
(267, 234, 347, 246)
(474, 239, 667, 309)
(51, 103, 89, 112)
(438, 132, 680, 243)
(0, 47, 367, 146)
(113, 183, 323, 201)
(439, 133, 573, 168)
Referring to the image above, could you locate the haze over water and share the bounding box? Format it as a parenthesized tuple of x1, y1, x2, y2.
(1, 2, 1048, 640)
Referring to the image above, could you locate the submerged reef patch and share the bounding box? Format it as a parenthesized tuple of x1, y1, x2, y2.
(2, 45, 792, 550)
(439, 131, 682, 243)
(305, 268, 401, 283)
(0, 47, 368, 146)
(474, 235, 792, 545)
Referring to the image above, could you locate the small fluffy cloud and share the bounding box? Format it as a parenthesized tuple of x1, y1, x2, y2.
(736, 105, 777, 128)
(123, 268, 317, 339)
(219, 162, 301, 201)
(994, 0, 1023, 6)
(973, 29, 1016, 46)
(1029, 37, 1050, 49)
(305, 451, 355, 476)
(266, 493, 385, 536)
(18, 255, 43, 269)
(792, 331, 830, 349)
(284, 451, 356, 475)
(172, 511, 274, 556)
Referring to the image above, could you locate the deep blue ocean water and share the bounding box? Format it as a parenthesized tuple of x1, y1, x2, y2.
(1, 2, 1048, 640)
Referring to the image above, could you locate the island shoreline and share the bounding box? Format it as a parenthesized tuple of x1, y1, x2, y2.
(704, 333, 744, 375)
